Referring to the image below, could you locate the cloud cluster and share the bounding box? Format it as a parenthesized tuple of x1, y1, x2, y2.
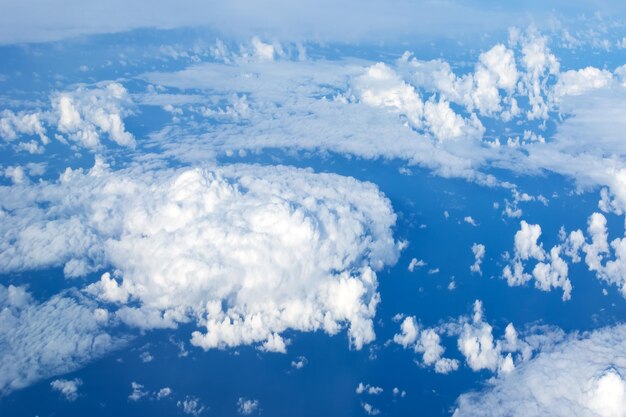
(0, 160, 399, 354)
(0, 82, 134, 152)
(453, 323, 626, 417)
(394, 300, 560, 376)
(502, 221, 572, 300)
(0, 284, 125, 395)
(50, 378, 83, 401)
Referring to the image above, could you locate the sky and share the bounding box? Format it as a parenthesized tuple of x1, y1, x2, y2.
(2, 1, 626, 416)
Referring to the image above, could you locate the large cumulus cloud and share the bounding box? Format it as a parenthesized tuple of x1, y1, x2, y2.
(0, 160, 399, 353)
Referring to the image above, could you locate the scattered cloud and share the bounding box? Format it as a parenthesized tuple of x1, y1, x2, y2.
(237, 397, 260, 415)
(470, 243, 485, 275)
(50, 378, 82, 401)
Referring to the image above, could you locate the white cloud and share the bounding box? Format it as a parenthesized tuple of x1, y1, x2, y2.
(393, 316, 459, 374)
(408, 258, 426, 272)
(514, 221, 545, 261)
(394, 300, 557, 376)
(356, 382, 383, 395)
(554, 67, 613, 98)
(157, 387, 172, 399)
(291, 356, 308, 370)
(139, 351, 154, 363)
(464, 216, 478, 226)
(52, 82, 135, 148)
(453, 324, 626, 417)
(50, 378, 82, 401)
(0, 284, 125, 395)
(392, 387, 406, 397)
(362, 402, 381, 416)
(237, 397, 260, 415)
(0, 161, 399, 353)
(178, 396, 206, 416)
(503, 221, 572, 300)
(0, 109, 48, 146)
(470, 243, 485, 275)
(128, 382, 148, 401)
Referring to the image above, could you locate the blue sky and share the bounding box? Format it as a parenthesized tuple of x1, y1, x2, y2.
(3, 2, 626, 417)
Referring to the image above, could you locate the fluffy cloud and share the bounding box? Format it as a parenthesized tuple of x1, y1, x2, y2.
(393, 316, 459, 374)
(178, 396, 206, 416)
(0, 110, 48, 152)
(554, 67, 613, 98)
(470, 243, 485, 275)
(52, 82, 135, 148)
(356, 382, 383, 395)
(503, 221, 572, 300)
(237, 397, 260, 415)
(0, 82, 134, 152)
(453, 324, 626, 417)
(0, 161, 399, 353)
(50, 378, 83, 401)
(0, 284, 125, 395)
(353, 62, 485, 141)
(394, 300, 558, 376)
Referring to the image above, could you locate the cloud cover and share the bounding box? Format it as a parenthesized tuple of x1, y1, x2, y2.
(0, 160, 399, 353)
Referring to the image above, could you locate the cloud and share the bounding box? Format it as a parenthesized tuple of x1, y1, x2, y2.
(362, 402, 381, 416)
(0, 284, 125, 396)
(502, 221, 573, 300)
(178, 396, 206, 416)
(128, 382, 148, 401)
(50, 378, 83, 401)
(393, 316, 459, 374)
(392, 387, 406, 397)
(470, 243, 485, 275)
(408, 258, 426, 272)
(453, 324, 626, 417)
(0, 161, 399, 353)
(291, 356, 308, 370)
(394, 300, 561, 376)
(356, 382, 383, 395)
(237, 397, 260, 415)
(464, 216, 478, 226)
(52, 82, 135, 148)
(0, 82, 134, 151)
(157, 387, 172, 399)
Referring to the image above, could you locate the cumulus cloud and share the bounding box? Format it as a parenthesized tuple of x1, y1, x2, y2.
(408, 258, 426, 272)
(353, 62, 485, 142)
(502, 221, 572, 300)
(0, 109, 48, 152)
(394, 300, 559, 376)
(237, 397, 260, 415)
(0, 284, 126, 395)
(50, 378, 83, 401)
(291, 356, 308, 370)
(393, 316, 459, 374)
(52, 82, 135, 148)
(362, 402, 381, 416)
(157, 387, 173, 399)
(453, 324, 626, 417)
(178, 396, 206, 416)
(470, 243, 485, 275)
(0, 161, 399, 353)
(356, 382, 383, 395)
(128, 382, 148, 401)
(0, 82, 134, 152)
